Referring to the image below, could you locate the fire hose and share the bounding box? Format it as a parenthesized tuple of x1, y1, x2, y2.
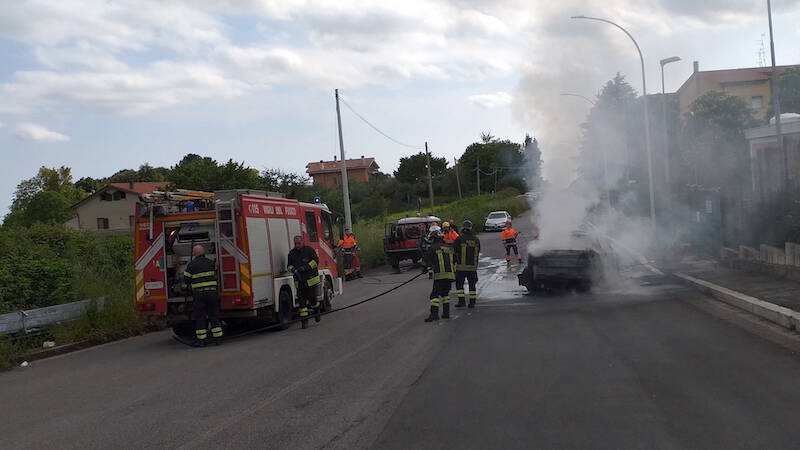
(172, 270, 426, 347)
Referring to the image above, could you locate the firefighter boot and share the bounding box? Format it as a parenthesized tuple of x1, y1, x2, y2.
(301, 319, 309, 329)
(424, 306, 439, 322)
(314, 303, 322, 323)
(442, 303, 451, 319)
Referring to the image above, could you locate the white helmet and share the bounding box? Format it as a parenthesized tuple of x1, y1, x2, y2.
(429, 224, 441, 233)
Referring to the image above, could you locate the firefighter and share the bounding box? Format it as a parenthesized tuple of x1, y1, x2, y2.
(288, 235, 322, 329)
(453, 220, 480, 308)
(419, 223, 440, 278)
(501, 220, 522, 265)
(442, 221, 459, 245)
(424, 229, 455, 322)
(183, 244, 222, 346)
(338, 228, 362, 278)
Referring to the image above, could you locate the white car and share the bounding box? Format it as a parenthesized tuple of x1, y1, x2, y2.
(484, 211, 511, 231)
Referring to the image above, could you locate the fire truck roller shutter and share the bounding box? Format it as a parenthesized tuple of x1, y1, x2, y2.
(245, 217, 272, 307)
(268, 218, 292, 304)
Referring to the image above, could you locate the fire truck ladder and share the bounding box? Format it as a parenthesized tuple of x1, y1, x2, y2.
(215, 199, 240, 292)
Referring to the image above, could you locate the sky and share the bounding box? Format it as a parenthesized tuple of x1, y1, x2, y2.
(1, 0, 799, 214)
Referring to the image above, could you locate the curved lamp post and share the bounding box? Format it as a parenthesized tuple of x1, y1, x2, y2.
(571, 15, 656, 232)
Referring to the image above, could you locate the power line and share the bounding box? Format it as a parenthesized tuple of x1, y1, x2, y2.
(338, 96, 424, 150)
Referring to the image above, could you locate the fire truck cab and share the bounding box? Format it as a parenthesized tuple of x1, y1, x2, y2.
(134, 189, 342, 336)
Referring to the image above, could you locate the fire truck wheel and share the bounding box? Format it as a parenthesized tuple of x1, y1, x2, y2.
(390, 256, 400, 271)
(277, 289, 293, 330)
(171, 325, 194, 339)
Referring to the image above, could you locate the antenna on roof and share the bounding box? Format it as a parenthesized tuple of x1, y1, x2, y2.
(758, 33, 767, 67)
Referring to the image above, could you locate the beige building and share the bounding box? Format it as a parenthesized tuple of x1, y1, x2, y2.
(66, 182, 167, 234)
(677, 61, 799, 121)
(306, 156, 380, 188)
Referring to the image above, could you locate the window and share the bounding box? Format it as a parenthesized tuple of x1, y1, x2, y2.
(101, 192, 113, 201)
(321, 211, 334, 244)
(305, 211, 318, 242)
(751, 95, 764, 110)
(97, 217, 109, 229)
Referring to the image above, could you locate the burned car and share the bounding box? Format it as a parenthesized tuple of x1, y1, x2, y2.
(518, 229, 616, 294)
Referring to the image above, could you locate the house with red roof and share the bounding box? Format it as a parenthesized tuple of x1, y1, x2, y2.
(65, 181, 168, 233)
(306, 156, 380, 188)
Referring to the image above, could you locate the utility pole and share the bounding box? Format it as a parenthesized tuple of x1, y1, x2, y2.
(425, 142, 435, 213)
(767, 0, 788, 190)
(454, 157, 463, 198)
(334, 89, 353, 230)
(493, 169, 498, 195)
(476, 158, 481, 196)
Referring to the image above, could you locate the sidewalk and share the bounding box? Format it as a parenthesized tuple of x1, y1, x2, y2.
(668, 257, 800, 313)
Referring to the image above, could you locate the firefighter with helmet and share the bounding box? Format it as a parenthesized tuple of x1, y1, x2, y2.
(419, 223, 441, 279)
(454, 220, 480, 308)
(183, 244, 223, 346)
(442, 221, 459, 244)
(501, 220, 522, 265)
(288, 235, 322, 329)
(424, 228, 456, 322)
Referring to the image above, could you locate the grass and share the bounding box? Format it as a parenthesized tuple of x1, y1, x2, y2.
(353, 189, 530, 269)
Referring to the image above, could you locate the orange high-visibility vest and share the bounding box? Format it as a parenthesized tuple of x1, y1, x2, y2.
(501, 228, 518, 245)
(444, 230, 459, 244)
(338, 235, 356, 248)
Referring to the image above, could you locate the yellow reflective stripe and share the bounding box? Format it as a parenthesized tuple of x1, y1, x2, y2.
(300, 307, 309, 317)
(308, 260, 318, 269)
(307, 275, 321, 286)
(210, 327, 222, 333)
(191, 271, 216, 279)
(442, 296, 450, 304)
(430, 298, 440, 306)
(287, 265, 294, 272)
(191, 281, 218, 288)
(183, 271, 192, 277)
(241, 281, 251, 295)
(434, 272, 455, 280)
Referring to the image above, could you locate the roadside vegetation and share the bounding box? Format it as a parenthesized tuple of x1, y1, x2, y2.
(0, 225, 154, 369)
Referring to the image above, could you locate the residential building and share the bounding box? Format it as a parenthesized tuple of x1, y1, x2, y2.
(677, 61, 800, 121)
(306, 156, 380, 188)
(744, 114, 800, 203)
(65, 182, 168, 234)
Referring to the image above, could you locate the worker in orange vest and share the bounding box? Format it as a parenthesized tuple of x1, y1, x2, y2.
(501, 220, 521, 265)
(338, 228, 362, 278)
(442, 221, 459, 245)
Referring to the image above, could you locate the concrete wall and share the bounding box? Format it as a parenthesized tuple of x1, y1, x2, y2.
(74, 193, 138, 233)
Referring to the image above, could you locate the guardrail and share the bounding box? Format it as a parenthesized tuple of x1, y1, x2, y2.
(0, 298, 105, 335)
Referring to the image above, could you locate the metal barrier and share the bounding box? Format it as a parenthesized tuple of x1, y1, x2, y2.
(0, 298, 105, 335)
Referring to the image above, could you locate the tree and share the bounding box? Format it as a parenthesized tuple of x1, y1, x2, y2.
(768, 67, 800, 120)
(480, 132, 496, 144)
(578, 73, 638, 191)
(523, 134, 543, 192)
(169, 154, 222, 191)
(6, 166, 86, 227)
(394, 152, 448, 185)
(75, 177, 102, 193)
(457, 138, 526, 194)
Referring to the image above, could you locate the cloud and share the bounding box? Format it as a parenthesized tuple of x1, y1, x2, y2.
(468, 92, 513, 109)
(13, 123, 70, 143)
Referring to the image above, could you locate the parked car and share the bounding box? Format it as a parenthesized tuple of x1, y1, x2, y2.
(484, 211, 511, 231)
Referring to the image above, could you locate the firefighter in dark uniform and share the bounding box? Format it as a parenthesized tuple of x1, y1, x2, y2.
(453, 220, 480, 308)
(287, 235, 322, 329)
(424, 229, 455, 322)
(418, 224, 439, 279)
(183, 244, 222, 346)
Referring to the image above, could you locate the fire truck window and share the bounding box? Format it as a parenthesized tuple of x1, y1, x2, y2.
(305, 211, 318, 242)
(321, 211, 334, 244)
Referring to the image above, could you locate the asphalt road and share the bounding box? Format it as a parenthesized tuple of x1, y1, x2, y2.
(3, 212, 800, 449)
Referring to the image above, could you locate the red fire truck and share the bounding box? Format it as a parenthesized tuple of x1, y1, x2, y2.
(133, 189, 342, 336)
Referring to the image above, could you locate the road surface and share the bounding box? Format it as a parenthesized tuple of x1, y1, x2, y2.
(3, 212, 800, 449)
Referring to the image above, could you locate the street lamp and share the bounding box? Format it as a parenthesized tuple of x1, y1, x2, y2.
(571, 15, 656, 232)
(659, 56, 680, 219)
(559, 92, 596, 106)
